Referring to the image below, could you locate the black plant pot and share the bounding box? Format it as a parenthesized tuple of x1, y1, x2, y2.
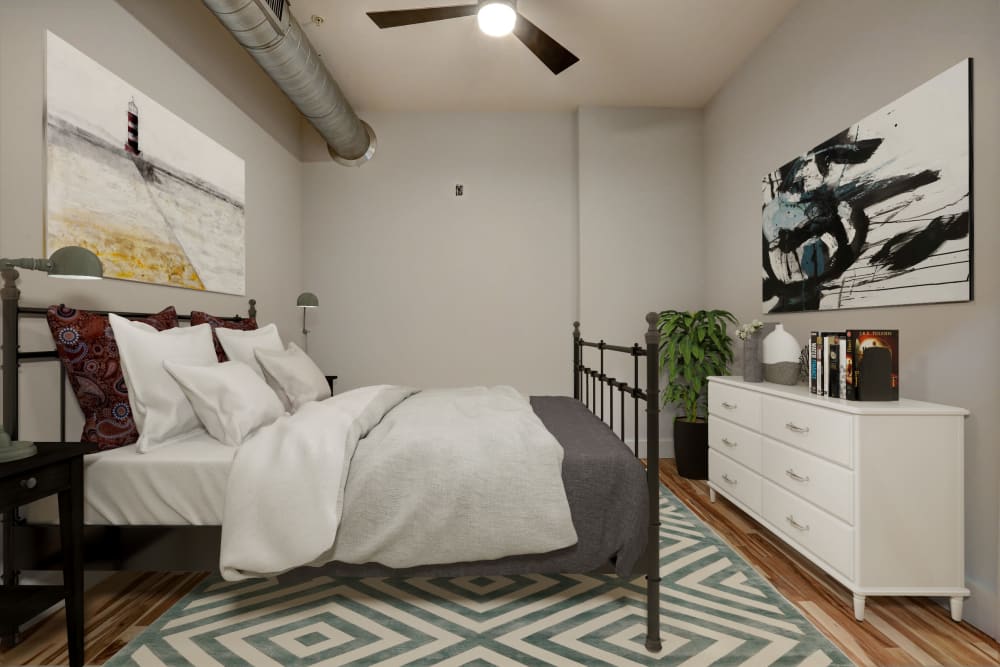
(674, 417, 708, 480)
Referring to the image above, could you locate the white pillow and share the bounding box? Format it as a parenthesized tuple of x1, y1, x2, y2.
(255, 342, 331, 412)
(109, 316, 218, 452)
(215, 324, 284, 378)
(164, 361, 285, 447)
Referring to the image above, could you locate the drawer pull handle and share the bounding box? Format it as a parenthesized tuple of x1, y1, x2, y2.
(20, 477, 37, 490)
(785, 422, 810, 434)
(721, 474, 738, 486)
(721, 401, 738, 410)
(721, 437, 738, 448)
(785, 469, 810, 483)
(786, 515, 810, 532)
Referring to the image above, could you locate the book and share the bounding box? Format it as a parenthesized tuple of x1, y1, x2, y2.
(845, 330, 858, 400)
(846, 329, 899, 400)
(822, 334, 830, 397)
(809, 331, 818, 394)
(827, 333, 840, 398)
(838, 337, 848, 399)
(815, 332, 824, 396)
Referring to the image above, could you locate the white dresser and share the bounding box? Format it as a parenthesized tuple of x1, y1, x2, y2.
(707, 376, 969, 622)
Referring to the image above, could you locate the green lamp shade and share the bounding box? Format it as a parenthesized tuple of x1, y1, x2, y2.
(48, 246, 103, 279)
(297, 292, 319, 308)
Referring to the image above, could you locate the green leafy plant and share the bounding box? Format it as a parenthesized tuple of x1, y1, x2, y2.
(657, 309, 737, 422)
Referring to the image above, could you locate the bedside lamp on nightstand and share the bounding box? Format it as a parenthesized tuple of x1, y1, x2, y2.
(297, 291, 319, 353)
(0, 428, 35, 463)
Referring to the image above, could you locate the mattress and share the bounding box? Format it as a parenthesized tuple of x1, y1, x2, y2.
(23, 430, 233, 526)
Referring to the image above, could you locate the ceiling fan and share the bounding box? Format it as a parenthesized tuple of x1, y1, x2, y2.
(366, 1, 579, 75)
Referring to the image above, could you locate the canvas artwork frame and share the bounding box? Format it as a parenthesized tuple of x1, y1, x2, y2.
(45, 32, 246, 296)
(761, 59, 973, 313)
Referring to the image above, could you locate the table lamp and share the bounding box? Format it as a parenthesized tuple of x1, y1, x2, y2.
(1, 246, 103, 462)
(297, 292, 319, 353)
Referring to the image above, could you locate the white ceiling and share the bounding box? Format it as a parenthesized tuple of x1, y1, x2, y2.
(290, 0, 799, 111)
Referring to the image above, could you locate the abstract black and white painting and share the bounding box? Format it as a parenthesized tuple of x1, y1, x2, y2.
(45, 32, 246, 295)
(762, 60, 972, 313)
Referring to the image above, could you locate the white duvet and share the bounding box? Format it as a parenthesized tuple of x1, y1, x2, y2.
(220, 385, 578, 581)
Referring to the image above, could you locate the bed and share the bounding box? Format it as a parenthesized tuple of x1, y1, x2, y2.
(0, 269, 664, 651)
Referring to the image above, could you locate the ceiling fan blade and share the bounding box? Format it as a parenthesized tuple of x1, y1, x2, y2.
(367, 5, 478, 29)
(512, 14, 579, 75)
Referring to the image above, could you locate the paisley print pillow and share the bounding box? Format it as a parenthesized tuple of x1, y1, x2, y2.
(190, 311, 258, 362)
(47, 305, 178, 450)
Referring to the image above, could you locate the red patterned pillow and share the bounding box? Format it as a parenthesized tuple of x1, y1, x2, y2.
(47, 305, 179, 450)
(190, 311, 258, 362)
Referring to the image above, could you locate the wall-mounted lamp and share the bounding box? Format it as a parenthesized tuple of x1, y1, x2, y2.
(1, 246, 104, 280)
(297, 292, 319, 353)
(0, 246, 103, 461)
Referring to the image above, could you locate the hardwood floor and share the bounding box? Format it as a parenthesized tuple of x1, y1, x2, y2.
(658, 459, 999, 667)
(1, 460, 997, 665)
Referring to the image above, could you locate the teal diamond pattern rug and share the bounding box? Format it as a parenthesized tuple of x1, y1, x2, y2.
(107, 484, 852, 666)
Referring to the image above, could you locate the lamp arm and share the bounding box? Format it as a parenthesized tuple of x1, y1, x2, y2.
(0, 258, 53, 273)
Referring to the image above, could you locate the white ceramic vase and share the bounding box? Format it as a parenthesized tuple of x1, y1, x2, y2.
(762, 323, 800, 385)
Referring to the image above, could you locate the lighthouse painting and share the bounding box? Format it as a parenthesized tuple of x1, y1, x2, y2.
(44, 32, 246, 295)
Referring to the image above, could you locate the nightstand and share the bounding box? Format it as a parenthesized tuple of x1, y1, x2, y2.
(325, 375, 338, 393)
(0, 443, 88, 666)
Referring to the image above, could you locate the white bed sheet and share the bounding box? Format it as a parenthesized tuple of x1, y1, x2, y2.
(23, 431, 233, 526)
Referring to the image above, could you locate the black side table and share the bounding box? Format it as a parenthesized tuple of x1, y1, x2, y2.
(325, 375, 338, 393)
(0, 443, 87, 666)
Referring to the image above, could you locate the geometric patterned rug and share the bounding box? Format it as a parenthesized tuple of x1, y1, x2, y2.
(106, 484, 852, 666)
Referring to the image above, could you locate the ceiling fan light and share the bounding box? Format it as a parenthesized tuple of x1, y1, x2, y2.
(477, 2, 516, 37)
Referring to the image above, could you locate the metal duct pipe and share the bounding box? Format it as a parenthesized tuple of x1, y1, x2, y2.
(203, 0, 376, 165)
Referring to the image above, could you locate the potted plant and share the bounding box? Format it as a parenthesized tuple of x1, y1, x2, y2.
(657, 309, 736, 479)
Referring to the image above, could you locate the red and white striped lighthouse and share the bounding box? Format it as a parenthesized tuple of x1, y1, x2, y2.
(125, 97, 141, 156)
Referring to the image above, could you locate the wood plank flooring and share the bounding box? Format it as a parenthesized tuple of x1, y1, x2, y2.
(658, 459, 999, 667)
(1, 460, 996, 666)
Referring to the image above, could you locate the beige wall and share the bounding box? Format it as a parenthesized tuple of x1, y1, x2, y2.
(703, 0, 1000, 635)
(301, 112, 578, 395)
(577, 108, 704, 455)
(0, 0, 305, 440)
(301, 108, 702, 454)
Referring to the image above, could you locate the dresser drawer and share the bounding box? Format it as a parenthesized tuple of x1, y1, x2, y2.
(762, 437, 854, 524)
(709, 449, 761, 514)
(763, 481, 854, 579)
(709, 382, 761, 431)
(708, 416, 761, 472)
(761, 396, 853, 468)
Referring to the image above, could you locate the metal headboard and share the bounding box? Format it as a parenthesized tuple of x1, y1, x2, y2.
(1, 267, 257, 442)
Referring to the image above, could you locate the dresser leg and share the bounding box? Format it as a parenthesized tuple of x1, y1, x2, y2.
(853, 594, 866, 621)
(709, 487, 716, 503)
(950, 596, 963, 622)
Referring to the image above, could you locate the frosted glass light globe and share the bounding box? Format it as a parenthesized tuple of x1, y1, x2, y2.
(477, 2, 516, 37)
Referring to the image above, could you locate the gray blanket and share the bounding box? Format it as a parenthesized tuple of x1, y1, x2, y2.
(309, 396, 648, 578)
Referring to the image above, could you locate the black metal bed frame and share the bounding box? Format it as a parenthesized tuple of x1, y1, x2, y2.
(574, 313, 662, 652)
(0, 266, 663, 652)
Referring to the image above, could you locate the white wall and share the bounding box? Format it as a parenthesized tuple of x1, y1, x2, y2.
(0, 0, 304, 440)
(577, 108, 704, 456)
(703, 0, 1000, 635)
(302, 112, 578, 395)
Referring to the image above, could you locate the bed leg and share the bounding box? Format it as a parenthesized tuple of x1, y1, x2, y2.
(644, 312, 662, 653)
